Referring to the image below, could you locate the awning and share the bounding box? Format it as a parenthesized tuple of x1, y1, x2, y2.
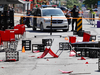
(0, 0, 30, 4)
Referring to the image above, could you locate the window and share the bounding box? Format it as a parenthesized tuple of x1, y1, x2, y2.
(42, 9, 64, 16)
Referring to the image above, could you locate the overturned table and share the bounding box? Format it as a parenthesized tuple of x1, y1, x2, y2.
(71, 42, 100, 58)
(71, 41, 98, 47)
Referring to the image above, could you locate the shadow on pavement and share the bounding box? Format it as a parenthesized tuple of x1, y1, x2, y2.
(26, 29, 71, 33)
(44, 57, 58, 59)
(95, 70, 100, 72)
(0, 49, 5, 52)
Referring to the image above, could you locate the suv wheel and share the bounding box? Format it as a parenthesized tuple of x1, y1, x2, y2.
(40, 23, 44, 31)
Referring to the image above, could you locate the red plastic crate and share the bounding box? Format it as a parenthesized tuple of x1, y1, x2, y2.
(0, 30, 10, 41)
(69, 36, 76, 43)
(0, 37, 1, 45)
(14, 24, 25, 35)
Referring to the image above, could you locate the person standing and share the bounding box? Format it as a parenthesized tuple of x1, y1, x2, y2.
(25, 11, 31, 27)
(71, 5, 79, 31)
(65, 9, 71, 25)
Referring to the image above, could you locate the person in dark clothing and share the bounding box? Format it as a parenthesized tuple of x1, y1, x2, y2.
(25, 11, 31, 27)
(71, 5, 79, 31)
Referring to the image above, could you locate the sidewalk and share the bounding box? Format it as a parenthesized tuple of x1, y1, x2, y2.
(16, 19, 100, 75)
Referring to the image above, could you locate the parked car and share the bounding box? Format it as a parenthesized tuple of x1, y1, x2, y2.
(32, 7, 68, 32)
(58, 6, 68, 14)
(41, 5, 57, 8)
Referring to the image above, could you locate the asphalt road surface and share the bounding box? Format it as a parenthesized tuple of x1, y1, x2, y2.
(0, 13, 100, 75)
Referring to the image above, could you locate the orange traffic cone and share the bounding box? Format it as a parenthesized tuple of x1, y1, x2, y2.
(22, 46, 25, 53)
(92, 40, 95, 42)
(65, 37, 68, 40)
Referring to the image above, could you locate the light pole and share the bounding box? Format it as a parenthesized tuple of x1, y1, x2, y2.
(56, 0, 57, 5)
(66, 0, 67, 7)
(59, 0, 60, 7)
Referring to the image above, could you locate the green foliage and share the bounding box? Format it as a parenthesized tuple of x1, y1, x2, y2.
(83, 0, 98, 7)
(87, 7, 93, 12)
(66, 0, 82, 9)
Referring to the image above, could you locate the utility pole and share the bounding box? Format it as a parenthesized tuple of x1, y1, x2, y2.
(59, 0, 60, 7)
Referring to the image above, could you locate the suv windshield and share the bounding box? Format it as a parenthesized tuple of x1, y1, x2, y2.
(42, 9, 64, 16)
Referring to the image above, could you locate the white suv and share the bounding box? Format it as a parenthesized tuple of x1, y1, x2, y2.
(33, 7, 68, 31)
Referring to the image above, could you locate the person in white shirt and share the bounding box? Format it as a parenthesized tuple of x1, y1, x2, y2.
(65, 9, 71, 25)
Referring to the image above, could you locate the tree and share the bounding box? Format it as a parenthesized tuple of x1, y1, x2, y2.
(83, 0, 98, 8)
(66, 0, 82, 9)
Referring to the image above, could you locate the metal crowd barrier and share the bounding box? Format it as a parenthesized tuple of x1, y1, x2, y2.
(83, 11, 97, 27)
